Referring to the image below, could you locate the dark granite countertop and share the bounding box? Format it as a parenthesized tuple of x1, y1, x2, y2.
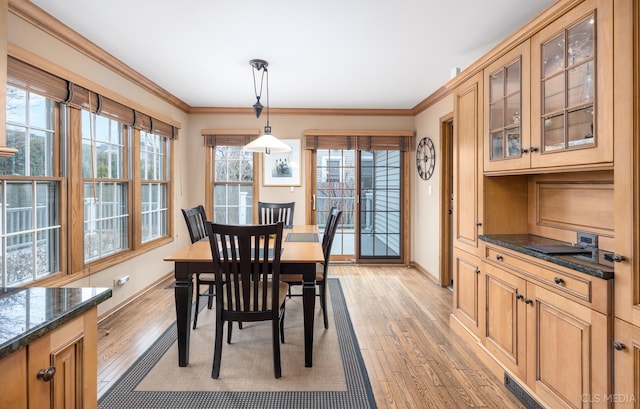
(479, 234, 614, 280)
(0, 287, 112, 360)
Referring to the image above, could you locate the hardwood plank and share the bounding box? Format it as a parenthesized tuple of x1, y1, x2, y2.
(97, 265, 525, 408)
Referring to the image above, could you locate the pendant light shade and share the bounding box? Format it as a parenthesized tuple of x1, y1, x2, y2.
(243, 59, 291, 154)
(243, 130, 291, 154)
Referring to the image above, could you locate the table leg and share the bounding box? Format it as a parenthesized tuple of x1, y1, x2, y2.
(174, 263, 193, 367)
(302, 277, 316, 367)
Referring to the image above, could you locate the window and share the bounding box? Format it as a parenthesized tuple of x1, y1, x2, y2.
(5, 56, 177, 284)
(213, 146, 254, 224)
(82, 111, 129, 262)
(203, 131, 260, 225)
(1, 86, 61, 285)
(140, 131, 169, 242)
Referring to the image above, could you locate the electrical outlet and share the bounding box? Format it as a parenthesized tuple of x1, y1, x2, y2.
(577, 232, 598, 249)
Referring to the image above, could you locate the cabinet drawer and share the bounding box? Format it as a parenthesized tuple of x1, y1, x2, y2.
(485, 246, 610, 313)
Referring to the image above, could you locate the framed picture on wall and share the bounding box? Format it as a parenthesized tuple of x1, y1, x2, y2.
(262, 139, 302, 186)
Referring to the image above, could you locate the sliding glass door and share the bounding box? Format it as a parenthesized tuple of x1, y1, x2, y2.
(315, 149, 356, 259)
(359, 150, 401, 258)
(312, 148, 403, 262)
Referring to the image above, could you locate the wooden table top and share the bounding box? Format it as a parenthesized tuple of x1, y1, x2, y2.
(164, 224, 324, 264)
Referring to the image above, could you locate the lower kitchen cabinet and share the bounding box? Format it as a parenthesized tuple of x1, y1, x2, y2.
(452, 248, 484, 340)
(483, 262, 611, 408)
(0, 307, 98, 409)
(484, 264, 527, 380)
(612, 317, 640, 408)
(527, 283, 610, 409)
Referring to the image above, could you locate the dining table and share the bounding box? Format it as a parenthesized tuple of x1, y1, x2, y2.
(164, 224, 324, 368)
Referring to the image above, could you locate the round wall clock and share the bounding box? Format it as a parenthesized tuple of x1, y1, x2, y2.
(416, 137, 436, 180)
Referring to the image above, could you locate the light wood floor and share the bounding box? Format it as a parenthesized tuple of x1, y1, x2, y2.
(97, 265, 525, 408)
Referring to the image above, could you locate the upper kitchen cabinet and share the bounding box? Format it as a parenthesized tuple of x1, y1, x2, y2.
(530, 0, 613, 170)
(484, 41, 531, 173)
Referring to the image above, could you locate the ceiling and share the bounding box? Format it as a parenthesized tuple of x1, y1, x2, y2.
(30, 0, 556, 110)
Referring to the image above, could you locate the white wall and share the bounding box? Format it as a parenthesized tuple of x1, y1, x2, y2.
(411, 95, 453, 281)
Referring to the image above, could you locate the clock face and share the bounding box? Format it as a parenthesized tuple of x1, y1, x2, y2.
(416, 137, 436, 180)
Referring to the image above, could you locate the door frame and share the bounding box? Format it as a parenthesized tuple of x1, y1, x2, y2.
(439, 114, 454, 287)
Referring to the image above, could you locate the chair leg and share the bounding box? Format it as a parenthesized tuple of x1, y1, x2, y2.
(272, 319, 282, 378)
(279, 307, 286, 343)
(207, 284, 214, 309)
(212, 315, 224, 379)
(319, 281, 328, 329)
(227, 320, 233, 344)
(193, 284, 201, 330)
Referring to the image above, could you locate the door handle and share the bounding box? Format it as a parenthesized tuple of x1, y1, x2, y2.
(312, 194, 316, 211)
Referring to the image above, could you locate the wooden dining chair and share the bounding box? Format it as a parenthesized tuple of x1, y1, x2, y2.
(205, 221, 289, 379)
(281, 208, 342, 329)
(181, 205, 216, 330)
(258, 201, 295, 228)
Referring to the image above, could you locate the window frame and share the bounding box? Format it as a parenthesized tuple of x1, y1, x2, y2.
(6, 56, 178, 285)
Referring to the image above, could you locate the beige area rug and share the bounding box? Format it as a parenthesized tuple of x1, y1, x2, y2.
(98, 278, 376, 409)
(137, 288, 346, 391)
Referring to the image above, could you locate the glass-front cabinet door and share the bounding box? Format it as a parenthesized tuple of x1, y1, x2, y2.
(530, 0, 613, 169)
(484, 40, 530, 172)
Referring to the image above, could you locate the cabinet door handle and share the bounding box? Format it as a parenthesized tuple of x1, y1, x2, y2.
(553, 277, 565, 285)
(475, 268, 480, 275)
(613, 341, 626, 351)
(524, 298, 534, 305)
(515, 293, 524, 301)
(475, 222, 482, 227)
(529, 146, 539, 153)
(521, 148, 529, 154)
(37, 366, 56, 382)
(612, 254, 626, 263)
(496, 255, 504, 261)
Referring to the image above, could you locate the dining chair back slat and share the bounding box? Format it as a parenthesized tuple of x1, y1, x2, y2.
(258, 201, 295, 228)
(182, 205, 207, 243)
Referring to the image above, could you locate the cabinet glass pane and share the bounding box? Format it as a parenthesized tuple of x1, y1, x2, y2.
(505, 94, 520, 127)
(567, 16, 594, 66)
(505, 60, 521, 95)
(542, 33, 565, 78)
(491, 131, 504, 160)
(490, 71, 504, 103)
(543, 114, 565, 151)
(543, 74, 565, 114)
(567, 107, 594, 147)
(506, 127, 521, 157)
(490, 100, 504, 131)
(568, 61, 594, 106)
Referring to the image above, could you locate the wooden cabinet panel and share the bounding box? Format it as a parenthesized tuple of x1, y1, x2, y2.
(0, 348, 28, 409)
(612, 318, 640, 408)
(452, 248, 483, 339)
(453, 71, 483, 255)
(25, 309, 97, 409)
(484, 263, 527, 380)
(527, 283, 611, 409)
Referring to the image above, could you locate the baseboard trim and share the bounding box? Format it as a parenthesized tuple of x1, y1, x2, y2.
(97, 272, 174, 323)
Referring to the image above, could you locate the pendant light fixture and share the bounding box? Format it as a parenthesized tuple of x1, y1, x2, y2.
(243, 59, 291, 154)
